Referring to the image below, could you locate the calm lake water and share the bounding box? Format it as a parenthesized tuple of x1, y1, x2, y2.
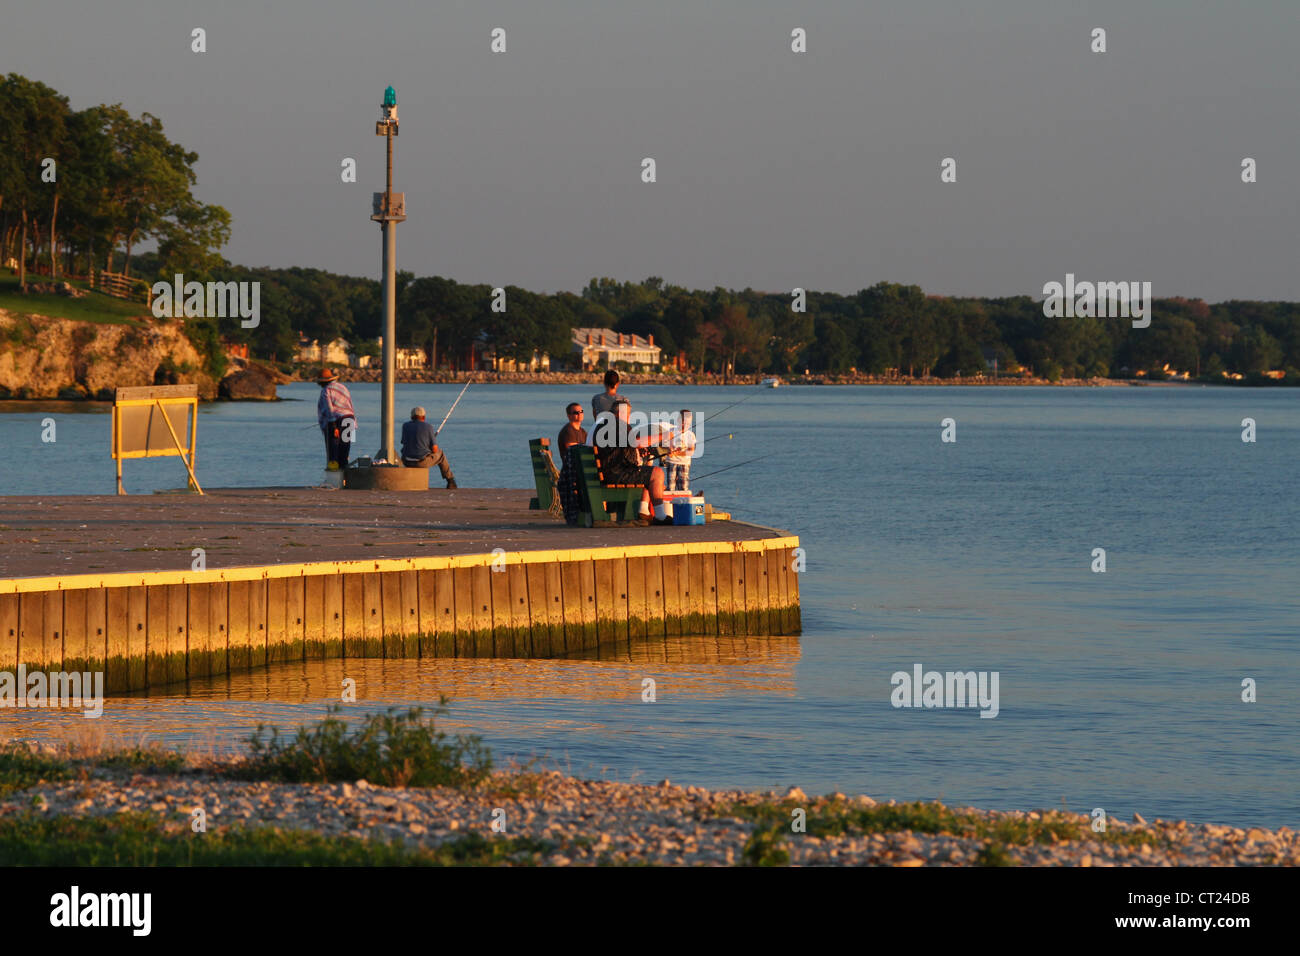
(2, 383, 1298, 827)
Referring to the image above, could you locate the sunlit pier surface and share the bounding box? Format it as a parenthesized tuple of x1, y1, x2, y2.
(0, 488, 801, 691)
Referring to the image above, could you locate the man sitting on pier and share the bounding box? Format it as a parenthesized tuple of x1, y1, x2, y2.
(400, 406, 458, 488)
(595, 397, 671, 526)
(316, 368, 356, 470)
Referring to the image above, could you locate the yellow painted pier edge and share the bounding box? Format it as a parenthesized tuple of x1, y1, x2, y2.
(0, 530, 802, 693)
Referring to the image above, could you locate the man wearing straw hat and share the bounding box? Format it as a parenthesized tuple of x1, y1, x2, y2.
(315, 368, 356, 470)
(400, 406, 458, 488)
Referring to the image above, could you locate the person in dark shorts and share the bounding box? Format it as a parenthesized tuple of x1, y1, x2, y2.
(556, 403, 587, 525)
(594, 397, 670, 525)
(316, 368, 356, 470)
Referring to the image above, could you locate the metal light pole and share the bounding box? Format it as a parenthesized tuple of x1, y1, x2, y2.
(371, 85, 406, 463)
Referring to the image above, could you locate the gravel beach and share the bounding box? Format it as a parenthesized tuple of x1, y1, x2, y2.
(2, 755, 1295, 866)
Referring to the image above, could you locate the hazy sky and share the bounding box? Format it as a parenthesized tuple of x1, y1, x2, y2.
(5, 0, 1297, 300)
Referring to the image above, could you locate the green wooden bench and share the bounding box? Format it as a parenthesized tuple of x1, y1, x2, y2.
(574, 445, 642, 525)
(528, 438, 555, 510)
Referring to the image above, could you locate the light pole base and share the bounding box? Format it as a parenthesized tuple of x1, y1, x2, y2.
(343, 463, 430, 491)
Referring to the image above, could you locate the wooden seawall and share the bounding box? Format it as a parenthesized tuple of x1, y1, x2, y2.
(0, 489, 801, 692)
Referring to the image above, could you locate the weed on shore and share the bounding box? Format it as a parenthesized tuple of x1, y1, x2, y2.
(234, 703, 492, 789)
(722, 798, 1168, 865)
(0, 813, 553, 866)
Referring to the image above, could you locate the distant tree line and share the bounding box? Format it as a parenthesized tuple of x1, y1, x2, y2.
(218, 272, 1300, 384)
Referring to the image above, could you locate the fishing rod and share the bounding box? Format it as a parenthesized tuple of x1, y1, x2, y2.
(691, 455, 769, 481)
(433, 382, 471, 437)
(700, 389, 764, 425)
(644, 432, 735, 462)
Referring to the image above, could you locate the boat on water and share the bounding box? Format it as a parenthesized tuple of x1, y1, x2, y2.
(761, 377, 782, 388)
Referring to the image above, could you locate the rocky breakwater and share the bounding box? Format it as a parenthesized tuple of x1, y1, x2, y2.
(0, 309, 218, 400)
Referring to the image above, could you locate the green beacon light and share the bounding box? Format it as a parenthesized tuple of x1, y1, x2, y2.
(383, 86, 397, 107)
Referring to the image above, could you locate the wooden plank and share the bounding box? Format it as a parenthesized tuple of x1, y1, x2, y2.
(433, 569, 456, 657)
(266, 578, 288, 663)
(226, 580, 252, 673)
(85, 588, 107, 674)
(166, 582, 188, 685)
(490, 566, 513, 657)
(733, 554, 754, 634)
(471, 565, 494, 658)
(187, 583, 210, 680)
(626, 557, 648, 642)
(248, 578, 268, 670)
(524, 563, 554, 658)
(283, 576, 306, 662)
(125, 586, 147, 689)
(381, 571, 405, 657)
(577, 560, 599, 653)
(644, 556, 666, 639)
(506, 563, 532, 656)
(207, 582, 228, 676)
(417, 570, 438, 656)
(62, 590, 88, 672)
(0, 594, 18, 675)
(700, 551, 719, 635)
(44, 591, 64, 672)
(542, 562, 564, 656)
(683, 552, 705, 635)
(145, 584, 168, 686)
(592, 559, 617, 648)
(452, 568, 476, 657)
(611, 557, 630, 648)
(662, 554, 684, 638)
(105, 589, 129, 691)
(714, 553, 734, 637)
(786, 548, 802, 633)
(745, 550, 768, 636)
(361, 572, 383, 657)
(321, 574, 343, 658)
(400, 570, 420, 658)
(767, 548, 788, 635)
(559, 561, 582, 654)
(342, 574, 366, 657)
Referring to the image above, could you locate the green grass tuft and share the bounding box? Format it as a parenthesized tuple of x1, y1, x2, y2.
(235, 702, 492, 789)
(0, 745, 72, 796)
(0, 812, 553, 866)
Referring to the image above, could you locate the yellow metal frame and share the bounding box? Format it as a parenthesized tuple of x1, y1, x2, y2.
(0, 532, 801, 594)
(112, 396, 202, 495)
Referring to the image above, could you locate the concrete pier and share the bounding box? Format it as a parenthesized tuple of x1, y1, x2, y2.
(0, 489, 801, 692)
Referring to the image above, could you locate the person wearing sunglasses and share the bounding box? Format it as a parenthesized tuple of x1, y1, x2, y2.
(558, 402, 587, 454)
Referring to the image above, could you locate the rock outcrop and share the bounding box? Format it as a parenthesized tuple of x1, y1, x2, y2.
(0, 309, 218, 400)
(218, 360, 280, 400)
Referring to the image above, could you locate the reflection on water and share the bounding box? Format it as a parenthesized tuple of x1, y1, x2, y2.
(0, 635, 800, 762)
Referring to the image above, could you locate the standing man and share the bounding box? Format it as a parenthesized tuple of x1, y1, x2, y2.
(316, 368, 356, 471)
(591, 369, 621, 421)
(400, 406, 458, 488)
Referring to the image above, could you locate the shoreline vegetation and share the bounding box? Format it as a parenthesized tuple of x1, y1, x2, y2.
(1, 709, 1292, 867)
